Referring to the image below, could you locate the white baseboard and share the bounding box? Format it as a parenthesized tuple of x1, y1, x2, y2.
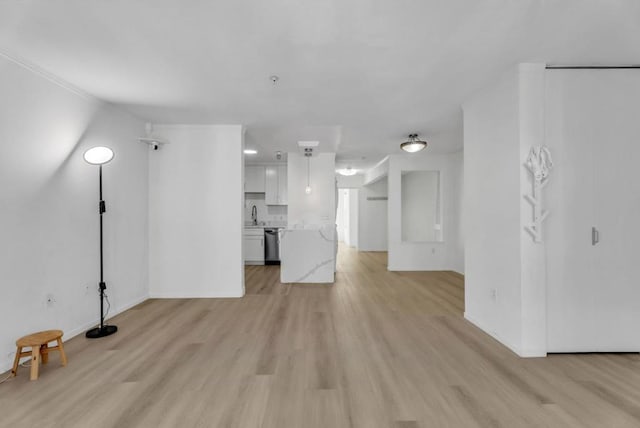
(518, 348, 547, 358)
(464, 312, 517, 354)
(0, 294, 149, 374)
(149, 291, 244, 298)
(464, 312, 547, 358)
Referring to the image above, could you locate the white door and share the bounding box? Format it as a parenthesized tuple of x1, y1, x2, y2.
(546, 70, 640, 352)
(589, 74, 640, 350)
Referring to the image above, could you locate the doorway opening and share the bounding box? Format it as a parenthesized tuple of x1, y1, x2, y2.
(336, 188, 359, 248)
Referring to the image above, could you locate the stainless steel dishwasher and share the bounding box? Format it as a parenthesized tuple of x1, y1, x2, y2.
(264, 228, 280, 265)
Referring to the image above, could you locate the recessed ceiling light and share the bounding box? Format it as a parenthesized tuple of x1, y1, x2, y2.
(400, 134, 428, 153)
(244, 149, 258, 155)
(337, 167, 357, 176)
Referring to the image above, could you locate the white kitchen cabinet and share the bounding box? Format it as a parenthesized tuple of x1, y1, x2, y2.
(265, 165, 287, 205)
(244, 229, 264, 264)
(245, 166, 265, 193)
(277, 165, 288, 205)
(265, 166, 278, 204)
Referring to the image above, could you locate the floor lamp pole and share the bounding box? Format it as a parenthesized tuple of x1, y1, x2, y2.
(85, 147, 117, 339)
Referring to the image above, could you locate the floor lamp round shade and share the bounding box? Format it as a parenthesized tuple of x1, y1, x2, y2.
(83, 146, 114, 165)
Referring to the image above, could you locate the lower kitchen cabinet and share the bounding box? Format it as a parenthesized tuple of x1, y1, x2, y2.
(244, 230, 264, 264)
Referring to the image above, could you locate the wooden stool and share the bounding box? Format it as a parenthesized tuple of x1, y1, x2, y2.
(11, 330, 67, 380)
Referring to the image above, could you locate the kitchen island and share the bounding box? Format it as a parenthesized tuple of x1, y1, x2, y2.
(279, 225, 336, 283)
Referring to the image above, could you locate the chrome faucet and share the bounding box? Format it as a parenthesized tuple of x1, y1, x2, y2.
(251, 205, 258, 225)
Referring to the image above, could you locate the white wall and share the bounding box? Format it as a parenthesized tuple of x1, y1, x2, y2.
(387, 153, 463, 272)
(464, 68, 521, 354)
(148, 125, 244, 298)
(0, 55, 149, 371)
(364, 157, 389, 185)
(463, 64, 546, 357)
(348, 189, 359, 248)
(336, 174, 364, 189)
(287, 152, 336, 227)
(358, 178, 388, 251)
(450, 151, 464, 274)
(342, 190, 351, 246)
(517, 64, 547, 356)
(336, 189, 347, 242)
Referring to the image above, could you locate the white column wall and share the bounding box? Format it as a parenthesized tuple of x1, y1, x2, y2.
(462, 64, 547, 357)
(463, 67, 523, 354)
(148, 125, 244, 298)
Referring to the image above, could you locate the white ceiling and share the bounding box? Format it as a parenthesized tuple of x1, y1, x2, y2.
(1, 0, 639, 169)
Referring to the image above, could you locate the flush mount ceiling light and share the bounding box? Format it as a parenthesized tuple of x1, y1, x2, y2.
(244, 149, 258, 155)
(400, 133, 428, 153)
(337, 166, 357, 176)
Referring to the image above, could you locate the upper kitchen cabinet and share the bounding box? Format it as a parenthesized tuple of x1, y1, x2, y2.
(277, 165, 288, 205)
(265, 165, 288, 205)
(245, 166, 265, 192)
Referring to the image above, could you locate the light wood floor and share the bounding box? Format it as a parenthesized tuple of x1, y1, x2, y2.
(2, 246, 640, 427)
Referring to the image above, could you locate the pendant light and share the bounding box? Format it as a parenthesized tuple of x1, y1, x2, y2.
(305, 148, 312, 194)
(400, 134, 427, 153)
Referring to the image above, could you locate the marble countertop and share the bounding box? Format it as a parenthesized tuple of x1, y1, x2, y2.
(280, 226, 337, 284)
(244, 222, 287, 229)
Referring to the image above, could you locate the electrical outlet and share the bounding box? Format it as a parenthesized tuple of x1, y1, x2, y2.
(46, 293, 56, 307)
(490, 288, 498, 301)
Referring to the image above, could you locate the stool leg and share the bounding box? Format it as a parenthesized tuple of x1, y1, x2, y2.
(30, 346, 40, 381)
(41, 344, 49, 364)
(11, 347, 22, 377)
(57, 337, 67, 367)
